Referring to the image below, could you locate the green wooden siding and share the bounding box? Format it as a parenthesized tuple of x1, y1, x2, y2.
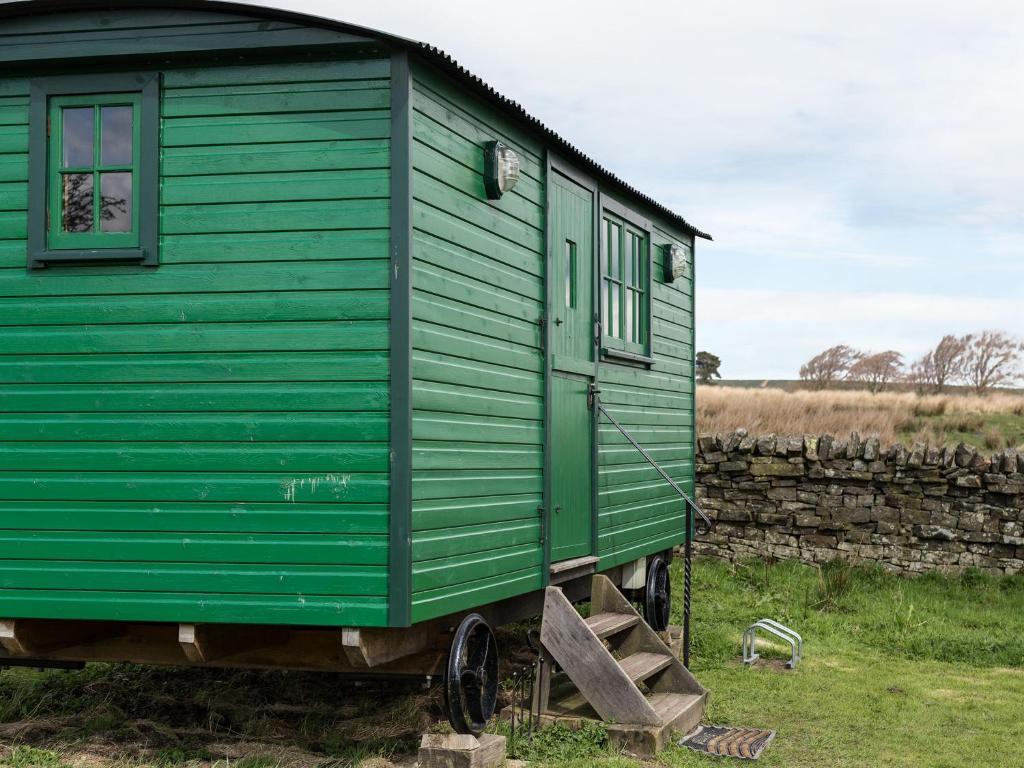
(0, 57, 392, 626)
(0, 8, 374, 66)
(597, 217, 694, 569)
(408, 64, 546, 623)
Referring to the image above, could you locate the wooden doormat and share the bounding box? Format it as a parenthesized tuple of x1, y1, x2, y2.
(678, 725, 775, 760)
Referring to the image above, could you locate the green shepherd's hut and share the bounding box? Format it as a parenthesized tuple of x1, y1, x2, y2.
(0, 0, 712, 744)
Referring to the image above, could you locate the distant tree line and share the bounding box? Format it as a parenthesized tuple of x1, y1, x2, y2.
(799, 331, 1024, 394)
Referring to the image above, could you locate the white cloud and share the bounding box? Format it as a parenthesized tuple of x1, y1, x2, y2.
(242, 0, 1024, 377)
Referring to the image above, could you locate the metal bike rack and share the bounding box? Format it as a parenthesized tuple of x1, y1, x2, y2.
(742, 619, 802, 669)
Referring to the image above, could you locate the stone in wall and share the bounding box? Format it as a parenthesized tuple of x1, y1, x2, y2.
(694, 432, 1023, 576)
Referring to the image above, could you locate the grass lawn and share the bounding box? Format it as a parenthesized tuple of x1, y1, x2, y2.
(524, 559, 1024, 768)
(1, 559, 1023, 768)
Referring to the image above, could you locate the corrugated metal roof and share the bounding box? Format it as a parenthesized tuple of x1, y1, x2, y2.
(0, 0, 711, 240)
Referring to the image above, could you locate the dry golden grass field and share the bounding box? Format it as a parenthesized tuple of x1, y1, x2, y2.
(697, 386, 1024, 449)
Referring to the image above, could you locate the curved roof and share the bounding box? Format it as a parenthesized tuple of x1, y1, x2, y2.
(0, 0, 710, 240)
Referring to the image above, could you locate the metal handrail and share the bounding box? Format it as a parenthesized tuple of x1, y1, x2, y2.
(595, 401, 713, 534)
(595, 398, 713, 669)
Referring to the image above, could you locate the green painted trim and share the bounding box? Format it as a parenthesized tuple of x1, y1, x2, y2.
(542, 150, 553, 585)
(28, 72, 159, 270)
(546, 154, 602, 568)
(597, 192, 653, 359)
(388, 50, 413, 628)
(47, 92, 142, 250)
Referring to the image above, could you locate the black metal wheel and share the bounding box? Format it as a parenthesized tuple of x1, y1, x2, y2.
(644, 554, 672, 631)
(443, 613, 499, 736)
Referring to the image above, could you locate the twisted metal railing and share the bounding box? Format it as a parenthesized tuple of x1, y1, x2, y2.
(595, 399, 713, 668)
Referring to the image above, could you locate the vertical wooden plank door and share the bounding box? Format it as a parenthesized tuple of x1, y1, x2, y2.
(549, 169, 595, 562)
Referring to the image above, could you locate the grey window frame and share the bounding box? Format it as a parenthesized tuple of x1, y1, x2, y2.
(28, 71, 159, 270)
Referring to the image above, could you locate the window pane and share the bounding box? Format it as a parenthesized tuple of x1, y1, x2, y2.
(610, 282, 620, 338)
(62, 173, 94, 232)
(100, 106, 133, 166)
(100, 172, 132, 232)
(625, 289, 634, 342)
(602, 277, 610, 332)
(62, 107, 93, 168)
(565, 240, 576, 308)
(625, 233, 635, 285)
(610, 223, 620, 279)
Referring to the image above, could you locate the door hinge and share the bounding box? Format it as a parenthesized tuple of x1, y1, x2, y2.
(587, 382, 601, 410)
(537, 315, 545, 328)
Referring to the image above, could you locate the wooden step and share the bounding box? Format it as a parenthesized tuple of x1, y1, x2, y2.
(585, 612, 639, 639)
(619, 651, 673, 684)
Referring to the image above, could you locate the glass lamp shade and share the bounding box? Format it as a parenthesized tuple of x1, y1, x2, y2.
(664, 243, 690, 282)
(483, 140, 520, 199)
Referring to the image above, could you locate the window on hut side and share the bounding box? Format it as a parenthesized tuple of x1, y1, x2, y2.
(28, 73, 158, 269)
(48, 93, 141, 249)
(601, 212, 649, 356)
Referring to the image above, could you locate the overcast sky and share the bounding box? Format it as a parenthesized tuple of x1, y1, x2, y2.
(248, 0, 1023, 379)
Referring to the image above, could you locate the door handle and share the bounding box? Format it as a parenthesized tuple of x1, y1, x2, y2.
(555, 505, 561, 514)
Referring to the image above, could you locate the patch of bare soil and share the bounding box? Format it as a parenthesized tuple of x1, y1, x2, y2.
(0, 624, 540, 767)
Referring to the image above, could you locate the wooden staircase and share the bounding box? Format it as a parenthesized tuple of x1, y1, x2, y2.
(536, 574, 706, 755)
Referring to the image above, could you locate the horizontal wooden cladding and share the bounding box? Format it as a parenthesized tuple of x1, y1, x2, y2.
(0, 319, 388, 356)
(162, 199, 389, 235)
(414, 323, 542, 374)
(411, 566, 542, 625)
(0, 529, 386, 564)
(0, 561, 387, 597)
(159, 230, 387, 266)
(407, 61, 547, 622)
(0, 590, 387, 627)
(162, 170, 388, 206)
(413, 469, 543, 502)
(164, 112, 389, 148)
(413, 352, 542, 398)
(0, 443, 388, 473)
(163, 139, 388, 177)
(413, 519, 541, 563)
(413, 542, 541, 594)
(0, 472, 388, 504)
(413, 381, 542, 421)
(0, 260, 388, 297)
(414, 442, 543, 472)
(0, 8, 376, 65)
(163, 81, 389, 119)
(164, 57, 390, 89)
(0, 290, 388, 327)
(0, 501, 387, 534)
(0, 412, 387, 442)
(413, 493, 541, 532)
(415, 230, 542, 303)
(0, 382, 387, 412)
(412, 70, 543, 184)
(0, 351, 388, 384)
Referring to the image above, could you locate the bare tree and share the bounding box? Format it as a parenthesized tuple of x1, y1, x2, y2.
(909, 334, 972, 393)
(799, 345, 861, 389)
(962, 330, 1023, 393)
(848, 350, 904, 393)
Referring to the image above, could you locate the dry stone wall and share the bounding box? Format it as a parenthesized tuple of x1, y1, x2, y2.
(695, 431, 1024, 575)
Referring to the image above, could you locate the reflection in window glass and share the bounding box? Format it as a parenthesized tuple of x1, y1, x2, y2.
(609, 222, 620, 279)
(62, 173, 93, 232)
(100, 106, 133, 166)
(100, 172, 132, 232)
(625, 290, 634, 341)
(62, 108, 93, 167)
(610, 282, 620, 338)
(565, 240, 576, 308)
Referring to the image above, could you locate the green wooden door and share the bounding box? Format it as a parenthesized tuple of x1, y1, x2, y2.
(549, 169, 594, 562)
